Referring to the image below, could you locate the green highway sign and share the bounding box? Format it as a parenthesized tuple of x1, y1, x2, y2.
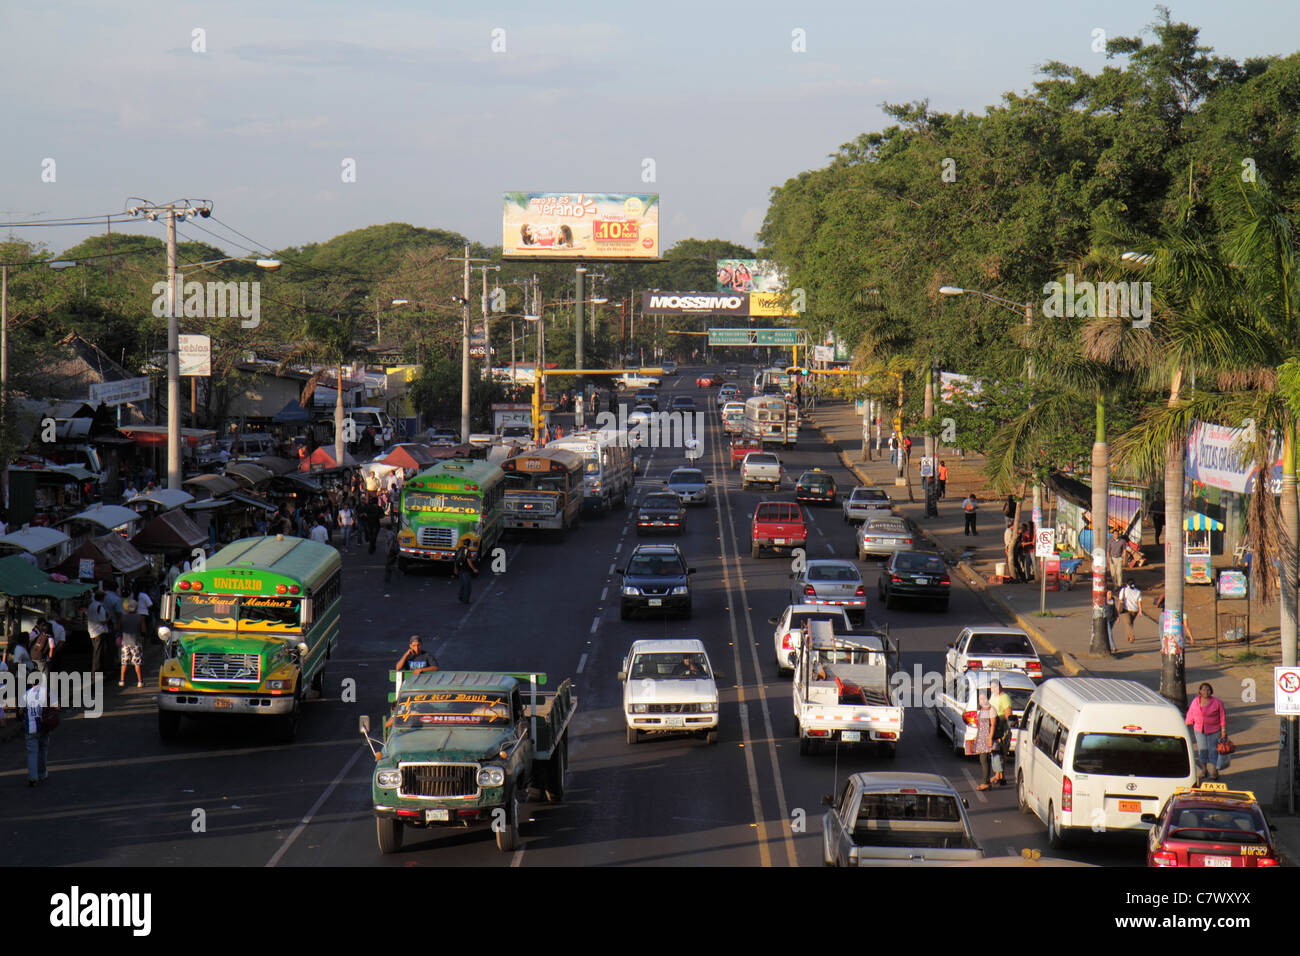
(708, 328, 800, 346)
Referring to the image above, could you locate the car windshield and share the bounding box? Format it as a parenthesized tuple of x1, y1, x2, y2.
(633, 406, 654, 414)
(670, 470, 704, 484)
(1072, 733, 1190, 777)
(175, 593, 301, 628)
(791, 612, 849, 632)
(967, 633, 1035, 655)
(405, 492, 480, 515)
(801, 474, 830, 486)
(393, 691, 512, 726)
(854, 489, 887, 501)
(748, 454, 778, 465)
(630, 652, 710, 679)
(895, 553, 945, 573)
(808, 564, 860, 582)
(626, 554, 684, 576)
(1167, 807, 1266, 843)
(643, 494, 679, 508)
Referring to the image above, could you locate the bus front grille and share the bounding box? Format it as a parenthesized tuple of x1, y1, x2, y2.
(400, 764, 479, 798)
(192, 652, 261, 682)
(417, 526, 457, 549)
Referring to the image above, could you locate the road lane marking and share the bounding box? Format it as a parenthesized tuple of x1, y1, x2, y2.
(265, 744, 366, 867)
(511, 847, 525, 867)
(960, 765, 988, 803)
(608, 563, 615, 575)
(590, 617, 600, 634)
(600, 586, 608, 601)
(576, 653, 588, 674)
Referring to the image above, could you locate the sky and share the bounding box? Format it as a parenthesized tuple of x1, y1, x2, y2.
(0, 0, 1295, 259)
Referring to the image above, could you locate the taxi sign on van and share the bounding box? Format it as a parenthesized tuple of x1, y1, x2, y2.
(1122, 724, 1143, 732)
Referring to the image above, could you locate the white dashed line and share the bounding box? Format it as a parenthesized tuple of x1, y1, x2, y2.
(960, 765, 988, 803)
(600, 586, 608, 601)
(576, 652, 588, 674)
(608, 562, 615, 575)
(590, 617, 600, 634)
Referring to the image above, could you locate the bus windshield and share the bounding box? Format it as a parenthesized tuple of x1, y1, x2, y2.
(175, 593, 301, 628)
(405, 492, 480, 514)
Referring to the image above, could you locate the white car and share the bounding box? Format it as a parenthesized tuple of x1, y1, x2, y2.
(740, 452, 782, 489)
(935, 669, 1037, 756)
(944, 626, 1044, 683)
(842, 486, 893, 523)
(619, 639, 720, 745)
(769, 604, 852, 675)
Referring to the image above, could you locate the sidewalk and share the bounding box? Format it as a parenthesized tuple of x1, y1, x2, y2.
(804, 398, 1300, 860)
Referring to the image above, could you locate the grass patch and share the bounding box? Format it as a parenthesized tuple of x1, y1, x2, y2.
(1032, 611, 1061, 618)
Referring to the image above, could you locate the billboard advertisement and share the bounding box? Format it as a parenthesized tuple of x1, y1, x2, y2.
(748, 291, 796, 317)
(90, 377, 151, 407)
(502, 192, 659, 260)
(178, 334, 211, 377)
(642, 292, 747, 316)
(1186, 420, 1282, 495)
(716, 259, 786, 293)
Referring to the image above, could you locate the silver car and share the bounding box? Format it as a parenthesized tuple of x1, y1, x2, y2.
(856, 516, 916, 561)
(842, 486, 893, 524)
(666, 467, 710, 505)
(790, 559, 867, 621)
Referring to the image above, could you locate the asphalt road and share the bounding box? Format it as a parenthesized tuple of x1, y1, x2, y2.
(3, 368, 1144, 867)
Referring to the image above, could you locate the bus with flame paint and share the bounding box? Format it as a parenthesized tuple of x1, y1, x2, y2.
(155, 535, 342, 742)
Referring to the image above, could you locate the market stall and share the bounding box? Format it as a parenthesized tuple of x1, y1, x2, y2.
(1184, 512, 1224, 585)
(0, 526, 73, 571)
(54, 533, 149, 584)
(0, 553, 92, 655)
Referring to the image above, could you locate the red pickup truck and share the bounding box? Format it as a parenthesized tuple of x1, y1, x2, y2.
(751, 500, 808, 558)
(730, 438, 761, 470)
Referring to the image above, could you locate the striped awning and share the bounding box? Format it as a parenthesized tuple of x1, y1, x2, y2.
(1184, 512, 1224, 532)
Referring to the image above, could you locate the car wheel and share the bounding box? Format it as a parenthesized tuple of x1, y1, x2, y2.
(742, 481, 750, 490)
(706, 730, 718, 745)
(376, 816, 404, 855)
(879, 742, 896, 759)
(626, 724, 640, 745)
(310, 664, 325, 695)
(1018, 772, 1032, 815)
(858, 547, 867, 562)
(884, 591, 896, 610)
(544, 737, 567, 804)
(799, 735, 811, 756)
(681, 602, 692, 620)
(751, 541, 761, 559)
(1047, 802, 1068, 850)
(495, 789, 521, 853)
(934, 711, 945, 738)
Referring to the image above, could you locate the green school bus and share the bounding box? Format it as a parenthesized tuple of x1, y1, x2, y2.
(155, 535, 342, 742)
(398, 458, 505, 570)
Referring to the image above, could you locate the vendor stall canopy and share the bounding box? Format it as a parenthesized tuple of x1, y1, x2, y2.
(0, 526, 71, 555)
(1184, 512, 1225, 531)
(63, 504, 141, 533)
(0, 554, 91, 599)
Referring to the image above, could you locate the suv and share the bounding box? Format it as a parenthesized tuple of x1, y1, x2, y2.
(750, 500, 807, 558)
(634, 388, 660, 411)
(618, 543, 696, 619)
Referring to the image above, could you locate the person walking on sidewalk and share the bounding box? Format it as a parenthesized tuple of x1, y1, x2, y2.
(1150, 493, 1165, 546)
(1107, 529, 1127, 588)
(118, 598, 144, 688)
(384, 526, 400, 584)
(1118, 580, 1143, 643)
(888, 435, 898, 465)
(1104, 586, 1119, 652)
(1004, 522, 1020, 582)
(962, 494, 978, 536)
(1185, 683, 1227, 781)
(1002, 494, 1017, 524)
(24, 680, 51, 787)
(937, 460, 948, 499)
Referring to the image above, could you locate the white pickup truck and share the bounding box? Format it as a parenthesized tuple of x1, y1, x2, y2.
(792, 621, 902, 756)
(618, 638, 720, 745)
(740, 452, 782, 490)
(616, 372, 661, 390)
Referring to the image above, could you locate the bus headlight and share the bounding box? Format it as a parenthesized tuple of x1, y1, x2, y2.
(267, 680, 287, 690)
(376, 770, 401, 789)
(477, 766, 505, 788)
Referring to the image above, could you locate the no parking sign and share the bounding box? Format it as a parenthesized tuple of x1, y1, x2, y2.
(1276, 667, 1300, 715)
(1034, 528, 1056, 558)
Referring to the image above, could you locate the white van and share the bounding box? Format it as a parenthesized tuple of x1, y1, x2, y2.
(1014, 678, 1196, 848)
(349, 407, 394, 446)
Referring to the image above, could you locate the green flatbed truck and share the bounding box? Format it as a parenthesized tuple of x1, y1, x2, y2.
(362, 669, 576, 854)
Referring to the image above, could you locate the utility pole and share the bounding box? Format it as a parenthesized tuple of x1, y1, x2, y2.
(478, 264, 500, 381)
(574, 267, 586, 390)
(1, 265, 7, 510)
(448, 246, 491, 444)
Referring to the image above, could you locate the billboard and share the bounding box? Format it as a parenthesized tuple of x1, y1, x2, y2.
(502, 192, 659, 260)
(748, 291, 796, 317)
(642, 292, 747, 316)
(1186, 420, 1282, 495)
(716, 259, 786, 294)
(90, 377, 151, 407)
(178, 334, 211, 377)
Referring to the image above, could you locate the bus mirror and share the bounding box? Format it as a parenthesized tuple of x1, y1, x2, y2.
(160, 593, 175, 621)
(359, 715, 370, 734)
(301, 598, 313, 624)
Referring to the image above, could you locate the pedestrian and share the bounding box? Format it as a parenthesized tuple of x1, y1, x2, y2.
(962, 493, 978, 536)
(453, 542, 479, 604)
(384, 526, 400, 583)
(396, 635, 438, 673)
(1002, 494, 1017, 523)
(1118, 579, 1143, 643)
(87, 589, 110, 676)
(23, 679, 52, 787)
(970, 691, 998, 790)
(136, 581, 155, 642)
(338, 503, 354, 549)
(1150, 494, 1165, 546)
(1185, 683, 1228, 781)
(45, 616, 67, 670)
(361, 499, 381, 554)
(1018, 522, 1035, 581)
(937, 460, 948, 499)
(1004, 521, 1019, 582)
(903, 436, 912, 461)
(1104, 586, 1119, 652)
(888, 435, 898, 465)
(118, 598, 144, 688)
(29, 624, 51, 675)
(988, 679, 1012, 785)
(310, 516, 330, 544)
(1107, 529, 1127, 588)
(575, 394, 585, 430)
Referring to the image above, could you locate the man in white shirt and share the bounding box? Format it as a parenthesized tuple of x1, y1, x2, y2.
(310, 519, 330, 545)
(87, 589, 110, 675)
(1119, 581, 1143, 644)
(136, 587, 155, 641)
(48, 618, 67, 665)
(338, 505, 354, 549)
(24, 680, 51, 785)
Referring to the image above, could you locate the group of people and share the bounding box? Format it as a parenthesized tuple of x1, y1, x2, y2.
(969, 679, 1014, 789)
(1002, 519, 1036, 582)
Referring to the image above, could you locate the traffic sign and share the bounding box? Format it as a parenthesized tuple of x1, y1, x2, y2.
(1035, 528, 1056, 559)
(1276, 667, 1300, 715)
(919, 457, 934, 478)
(708, 328, 800, 346)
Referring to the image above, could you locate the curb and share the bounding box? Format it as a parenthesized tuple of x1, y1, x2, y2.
(811, 413, 1091, 678)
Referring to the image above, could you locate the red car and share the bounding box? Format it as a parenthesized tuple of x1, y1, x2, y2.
(696, 373, 725, 388)
(1145, 783, 1279, 867)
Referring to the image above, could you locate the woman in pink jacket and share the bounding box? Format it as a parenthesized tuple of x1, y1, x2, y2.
(1185, 682, 1227, 780)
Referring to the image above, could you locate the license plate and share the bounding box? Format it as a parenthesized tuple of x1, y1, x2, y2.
(841, 730, 861, 742)
(648, 598, 662, 606)
(775, 538, 787, 545)
(885, 538, 899, 545)
(425, 808, 450, 822)
(652, 521, 665, 525)
(986, 659, 1011, 668)
(1118, 800, 1142, 813)
(665, 717, 685, 727)
(1203, 856, 1232, 867)
(915, 577, 929, 585)
(212, 698, 232, 709)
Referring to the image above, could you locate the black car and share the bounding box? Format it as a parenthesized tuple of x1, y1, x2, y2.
(669, 395, 697, 413)
(878, 550, 950, 612)
(795, 469, 837, 505)
(636, 492, 686, 535)
(618, 543, 696, 619)
(635, 388, 659, 411)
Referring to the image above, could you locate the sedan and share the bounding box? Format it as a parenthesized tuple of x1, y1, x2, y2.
(770, 604, 852, 674)
(856, 516, 916, 561)
(627, 404, 655, 428)
(669, 395, 697, 413)
(842, 486, 893, 524)
(878, 550, 950, 611)
(636, 492, 686, 535)
(666, 467, 711, 505)
(716, 384, 741, 406)
(790, 560, 866, 622)
(634, 388, 659, 411)
(795, 469, 838, 506)
(696, 373, 726, 388)
(723, 366, 739, 377)
(1145, 783, 1279, 867)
